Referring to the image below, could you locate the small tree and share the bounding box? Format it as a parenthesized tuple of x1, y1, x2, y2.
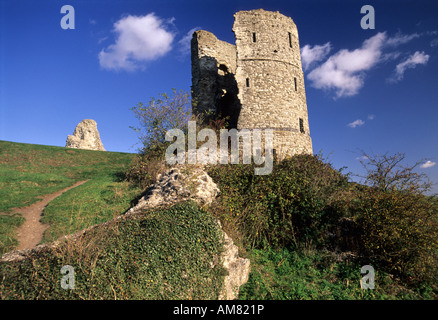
(357, 151, 432, 195)
(126, 89, 192, 188)
(130, 89, 192, 154)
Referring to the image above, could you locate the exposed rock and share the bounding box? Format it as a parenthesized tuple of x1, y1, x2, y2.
(217, 222, 251, 300)
(127, 166, 220, 211)
(65, 119, 105, 151)
(1, 242, 54, 263)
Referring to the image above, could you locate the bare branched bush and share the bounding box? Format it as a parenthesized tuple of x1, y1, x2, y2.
(356, 151, 433, 194)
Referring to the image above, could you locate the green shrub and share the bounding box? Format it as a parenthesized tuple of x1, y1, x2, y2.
(207, 154, 349, 248)
(354, 188, 438, 286)
(125, 150, 167, 190)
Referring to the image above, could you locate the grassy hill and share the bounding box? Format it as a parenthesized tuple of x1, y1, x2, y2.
(0, 141, 436, 300)
(0, 140, 141, 254)
(0, 141, 225, 299)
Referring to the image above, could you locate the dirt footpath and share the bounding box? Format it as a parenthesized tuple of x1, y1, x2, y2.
(11, 180, 88, 250)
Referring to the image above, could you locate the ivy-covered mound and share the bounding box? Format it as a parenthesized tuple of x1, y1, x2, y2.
(0, 201, 226, 300)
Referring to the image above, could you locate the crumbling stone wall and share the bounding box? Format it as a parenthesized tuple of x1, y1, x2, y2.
(65, 119, 105, 151)
(191, 30, 241, 127)
(191, 9, 313, 159)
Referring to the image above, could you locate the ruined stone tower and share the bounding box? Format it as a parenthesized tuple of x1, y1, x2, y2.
(191, 9, 313, 159)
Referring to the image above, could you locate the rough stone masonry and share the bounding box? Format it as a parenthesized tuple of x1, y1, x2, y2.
(65, 119, 106, 151)
(191, 9, 313, 160)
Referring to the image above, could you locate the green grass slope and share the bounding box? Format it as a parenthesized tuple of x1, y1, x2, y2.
(0, 140, 135, 212)
(0, 140, 142, 254)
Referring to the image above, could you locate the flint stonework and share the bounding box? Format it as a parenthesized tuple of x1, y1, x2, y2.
(191, 9, 313, 159)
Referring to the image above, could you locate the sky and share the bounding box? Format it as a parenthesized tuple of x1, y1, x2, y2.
(1, 0, 437, 193)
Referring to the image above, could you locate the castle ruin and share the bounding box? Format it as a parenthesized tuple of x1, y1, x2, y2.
(191, 9, 313, 160)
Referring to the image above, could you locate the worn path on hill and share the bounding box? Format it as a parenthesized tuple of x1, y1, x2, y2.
(7, 180, 89, 250)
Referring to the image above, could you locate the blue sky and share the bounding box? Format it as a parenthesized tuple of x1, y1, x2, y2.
(1, 0, 437, 192)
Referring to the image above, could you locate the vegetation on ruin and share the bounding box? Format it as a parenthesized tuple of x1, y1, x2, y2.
(1, 98, 437, 299)
(206, 153, 438, 298)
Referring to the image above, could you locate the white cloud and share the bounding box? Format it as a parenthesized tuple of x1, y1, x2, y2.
(304, 31, 433, 98)
(388, 51, 430, 83)
(430, 38, 438, 47)
(420, 160, 436, 168)
(381, 51, 402, 62)
(301, 42, 331, 71)
(348, 119, 365, 128)
(367, 114, 375, 120)
(99, 13, 175, 71)
(386, 32, 420, 46)
(307, 32, 387, 98)
(178, 27, 201, 56)
(97, 36, 108, 44)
